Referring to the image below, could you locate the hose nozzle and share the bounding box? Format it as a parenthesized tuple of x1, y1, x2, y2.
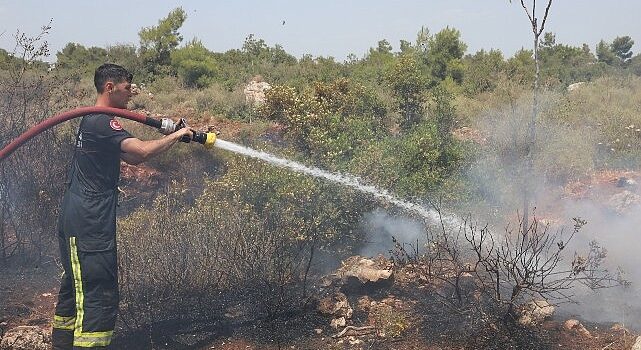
(158, 117, 216, 148)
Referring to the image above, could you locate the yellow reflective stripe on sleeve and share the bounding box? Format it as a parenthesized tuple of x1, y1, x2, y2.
(73, 331, 114, 348)
(69, 237, 85, 336)
(53, 314, 76, 330)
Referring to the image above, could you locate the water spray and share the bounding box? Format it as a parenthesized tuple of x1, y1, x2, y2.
(0, 107, 459, 226)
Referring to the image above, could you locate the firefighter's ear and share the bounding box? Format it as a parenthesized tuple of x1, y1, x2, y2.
(104, 82, 114, 94)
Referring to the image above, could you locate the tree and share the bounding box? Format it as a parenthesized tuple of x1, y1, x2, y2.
(387, 54, 427, 130)
(139, 7, 187, 74)
(597, 36, 635, 66)
(171, 39, 218, 88)
(514, 0, 553, 234)
(538, 32, 596, 84)
(426, 27, 467, 84)
(462, 49, 506, 94)
(106, 44, 144, 79)
(56, 43, 108, 76)
(596, 40, 617, 65)
(611, 36, 634, 63)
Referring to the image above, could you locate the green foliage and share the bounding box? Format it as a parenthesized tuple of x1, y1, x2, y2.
(105, 44, 144, 80)
(611, 36, 634, 62)
(56, 43, 108, 77)
(386, 54, 427, 130)
(171, 39, 218, 87)
(538, 34, 598, 85)
(139, 7, 187, 75)
(257, 78, 387, 166)
(597, 40, 617, 65)
(425, 27, 467, 84)
(349, 39, 396, 84)
(352, 120, 462, 198)
(506, 49, 535, 85)
(462, 49, 506, 95)
(596, 36, 635, 67)
(211, 157, 370, 244)
(242, 34, 297, 66)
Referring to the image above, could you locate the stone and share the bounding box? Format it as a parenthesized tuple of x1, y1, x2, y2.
(0, 326, 50, 350)
(317, 292, 353, 319)
(567, 82, 585, 92)
(562, 319, 591, 338)
(330, 317, 346, 329)
(333, 256, 394, 293)
(632, 336, 641, 350)
(357, 296, 373, 311)
(243, 78, 271, 106)
(517, 300, 555, 326)
(610, 323, 628, 333)
(607, 190, 641, 214)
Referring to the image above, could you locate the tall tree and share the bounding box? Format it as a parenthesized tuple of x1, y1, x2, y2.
(387, 54, 427, 130)
(426, 27, 467, 84)
(596, 40, 617, 65)
(611, 36, 634, 63)
(139, 7, 187, 74)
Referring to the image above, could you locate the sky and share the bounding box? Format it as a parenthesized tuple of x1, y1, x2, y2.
(0, 1, 640, 62)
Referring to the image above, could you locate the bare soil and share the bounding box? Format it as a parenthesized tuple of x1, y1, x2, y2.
(1, 261, 638, 349)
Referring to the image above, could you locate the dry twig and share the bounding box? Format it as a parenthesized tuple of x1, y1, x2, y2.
(332, 325, 375, 338)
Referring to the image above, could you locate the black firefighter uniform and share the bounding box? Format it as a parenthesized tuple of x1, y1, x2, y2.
(52, 114, 132, 349)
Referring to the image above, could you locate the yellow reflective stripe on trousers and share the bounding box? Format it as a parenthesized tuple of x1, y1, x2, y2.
(53, 314, 76, 330)
(73, 331, 114, 348)
(69, 237, 85, 337)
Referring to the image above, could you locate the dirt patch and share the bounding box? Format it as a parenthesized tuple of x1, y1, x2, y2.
(0, 264, 59, 336)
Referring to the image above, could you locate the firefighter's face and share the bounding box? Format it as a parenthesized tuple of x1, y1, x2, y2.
(106, 81, 132, 109)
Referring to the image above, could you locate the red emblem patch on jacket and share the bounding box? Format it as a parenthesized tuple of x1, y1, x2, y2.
(109, 119, 123, 131)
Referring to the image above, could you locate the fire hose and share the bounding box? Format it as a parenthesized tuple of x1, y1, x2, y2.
(0, 106, 217, 162)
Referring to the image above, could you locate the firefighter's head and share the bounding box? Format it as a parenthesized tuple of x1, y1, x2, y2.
(94, 63, 133, 109)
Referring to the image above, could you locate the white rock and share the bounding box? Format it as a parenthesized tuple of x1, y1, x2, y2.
(243, 79, 272, 105)
(330, 317, 346, 329)
(517, 300, 555, 326)
(632, 336, 641, 350)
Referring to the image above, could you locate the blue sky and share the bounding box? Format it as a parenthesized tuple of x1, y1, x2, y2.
(1, 0, 640, 62)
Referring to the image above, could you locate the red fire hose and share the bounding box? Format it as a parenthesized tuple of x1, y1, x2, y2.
(0, 106, 216, 162)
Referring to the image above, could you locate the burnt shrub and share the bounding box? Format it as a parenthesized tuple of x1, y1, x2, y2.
(117, 156, 374, 328)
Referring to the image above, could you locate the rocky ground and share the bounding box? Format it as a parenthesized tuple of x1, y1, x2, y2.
(1, 254, 640, 349)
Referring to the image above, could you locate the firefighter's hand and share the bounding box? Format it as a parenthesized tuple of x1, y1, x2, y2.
(172, 127, 193, 142)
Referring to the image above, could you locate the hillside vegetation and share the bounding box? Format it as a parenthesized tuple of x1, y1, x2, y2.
(1, 8, 640, 349)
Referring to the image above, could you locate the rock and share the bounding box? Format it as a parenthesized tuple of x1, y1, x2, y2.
(607, 190, 641, 214)
(616, 177, 637, 188)
(314, 328, 323, 335)
(243, 78, 271, 106)
(563, 319, 591, 338)
(567, 82, 585, 92)
(333, 256, 394, 293)
(330, 317, 346, 329)
(0, 326, 50, 350)
(317, 292, 353, 319)
(632, 336, 641, 350)
(357, 296, 373, 311)
(517, 300, 555, 326)
(130, 83, 141, 95)
(610, 323, 628, 333)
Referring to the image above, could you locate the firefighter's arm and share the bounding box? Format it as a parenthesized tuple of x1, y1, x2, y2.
(120, 127, 192, 165)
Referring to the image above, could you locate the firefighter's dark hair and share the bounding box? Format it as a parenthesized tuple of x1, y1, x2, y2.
(94, 63, 133, 93)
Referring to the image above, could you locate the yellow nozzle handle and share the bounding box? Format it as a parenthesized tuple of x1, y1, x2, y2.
(204, 132, 216, 149)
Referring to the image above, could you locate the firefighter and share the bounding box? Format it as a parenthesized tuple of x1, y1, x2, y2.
(51, 63, 193, 349)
